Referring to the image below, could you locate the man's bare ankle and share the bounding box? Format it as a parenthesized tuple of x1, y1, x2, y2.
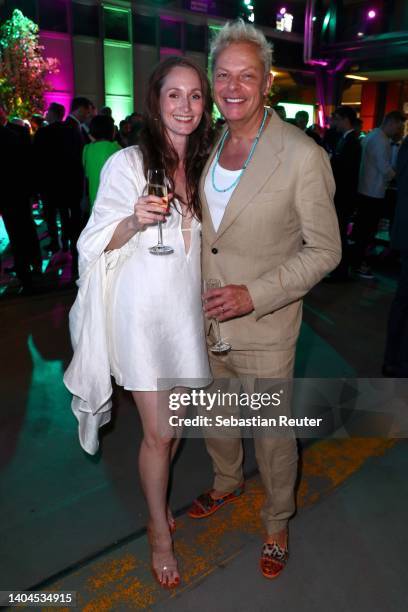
(265, 528, 288, 548)
(210, 489, 226, 499)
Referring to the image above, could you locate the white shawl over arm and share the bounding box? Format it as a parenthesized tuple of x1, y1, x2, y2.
(63, 147, 146, 454)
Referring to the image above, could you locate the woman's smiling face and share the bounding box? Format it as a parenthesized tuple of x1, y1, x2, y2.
(159, 66, 205, 143)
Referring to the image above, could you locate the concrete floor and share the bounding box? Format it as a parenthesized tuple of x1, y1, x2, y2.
(0, 263, 406, 610)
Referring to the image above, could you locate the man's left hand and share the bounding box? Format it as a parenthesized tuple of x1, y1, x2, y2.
(203, 284, 254, 322)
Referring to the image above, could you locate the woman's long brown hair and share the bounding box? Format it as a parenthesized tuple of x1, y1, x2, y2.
(138, 56, 214, 220)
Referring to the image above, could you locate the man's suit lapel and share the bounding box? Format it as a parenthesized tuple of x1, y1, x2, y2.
(201, 110, 284, 243)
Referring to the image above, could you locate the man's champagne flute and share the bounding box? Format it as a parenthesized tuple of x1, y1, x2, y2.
(147, 169, 174, 255)
(203, 279, 232, 353)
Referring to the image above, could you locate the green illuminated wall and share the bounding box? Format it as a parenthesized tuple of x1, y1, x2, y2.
(103, 6, 134, 123)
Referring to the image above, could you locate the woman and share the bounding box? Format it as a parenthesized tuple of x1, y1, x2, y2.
(64, 56, 214, 588)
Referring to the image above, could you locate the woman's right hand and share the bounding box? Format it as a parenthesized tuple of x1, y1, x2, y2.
(131, 194, 171, 232)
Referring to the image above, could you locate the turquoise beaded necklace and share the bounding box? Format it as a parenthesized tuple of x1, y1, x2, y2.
(211, 107, 268, 193)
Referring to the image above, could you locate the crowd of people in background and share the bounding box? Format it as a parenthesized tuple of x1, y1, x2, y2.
(0, 98, 407, 320)
(272, 104, 407, 285)
(0, 97, 146, 294)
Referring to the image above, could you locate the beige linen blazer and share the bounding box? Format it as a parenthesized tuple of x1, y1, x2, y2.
(200, 110, 341, 351)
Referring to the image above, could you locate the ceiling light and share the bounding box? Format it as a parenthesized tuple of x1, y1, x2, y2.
(345, 74, 368, 81)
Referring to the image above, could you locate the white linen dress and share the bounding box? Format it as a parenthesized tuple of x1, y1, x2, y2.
(64, 146, 211, 454)
(106, 175, 211, 391)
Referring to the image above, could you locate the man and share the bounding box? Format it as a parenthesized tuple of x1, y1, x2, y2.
(65, 96, 94, 145)
(33, 102, 71, 252)
(352, 110, 406, 279)
(383, 134, 401, 233)
(82, 114, 121, 210)
(128, 111, 144, 146)
(295, 110, 309, 131)
(99, 106, 112, 117)
(187, 21, 341, 579)
(329, 106, 362, 280)
(45, 101, 65, 125)
(383, 136, 408, 376)
(0, 105, 41, 293)
(272, 104, 286, 120)
(323, 113, 341, 157)
(63, 97, 94, 270)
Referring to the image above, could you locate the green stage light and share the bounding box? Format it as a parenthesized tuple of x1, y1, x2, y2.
(241, 0, 255, 23)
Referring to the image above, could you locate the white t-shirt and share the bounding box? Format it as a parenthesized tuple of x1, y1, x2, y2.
(204, 156, 242, 232)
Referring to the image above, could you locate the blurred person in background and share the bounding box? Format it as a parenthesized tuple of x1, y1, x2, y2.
(82, 115, 121, 212)
(99, 106, 119, 142)
(128, 111, 144, 145)
(305, 122, 325, 148)
(65, 97, 94, 145)
(383, 135, 408, 376)
(351, 110, 406, 279)
(0, 104, 42, 293)
(295, 109, 309, 131)
(328, 106, 362, 281)
(272, 104, 286, 120)
(34, 102, 70, 253)
(354, 117, 364, 139)
(99, 106, 112, 117)
(45, 102, 66, 124)
(63, 97, 95, 270)
(117, 118, 132, 148)
(323, 113, 341, 157)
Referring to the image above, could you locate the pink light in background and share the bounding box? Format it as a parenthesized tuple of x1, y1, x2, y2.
(279, 7, 287, 15)
(40, 32, 74, 118)
(160, 16, 181, 24)
(309, 59, 329, 67)
(318, 106, 325, 128)
(367, 9, 377, 19)
(160, 47, 183, 60)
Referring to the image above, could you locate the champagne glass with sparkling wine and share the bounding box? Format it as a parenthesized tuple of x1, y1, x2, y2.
(203, 279, 231, 353)
(148, 169, 174, 255)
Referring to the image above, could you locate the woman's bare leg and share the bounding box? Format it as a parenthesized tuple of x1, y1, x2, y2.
(132, 389, 186, 586)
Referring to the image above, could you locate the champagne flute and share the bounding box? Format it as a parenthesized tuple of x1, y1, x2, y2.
(203, 279, 232, 353)
(147, 168, 174, 255)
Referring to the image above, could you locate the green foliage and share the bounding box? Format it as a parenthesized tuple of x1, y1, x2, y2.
(0, 9, 59, 119)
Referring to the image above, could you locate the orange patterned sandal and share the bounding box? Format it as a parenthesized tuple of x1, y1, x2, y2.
(187, 483, 244, 519)
(260, 541, 289, 579)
